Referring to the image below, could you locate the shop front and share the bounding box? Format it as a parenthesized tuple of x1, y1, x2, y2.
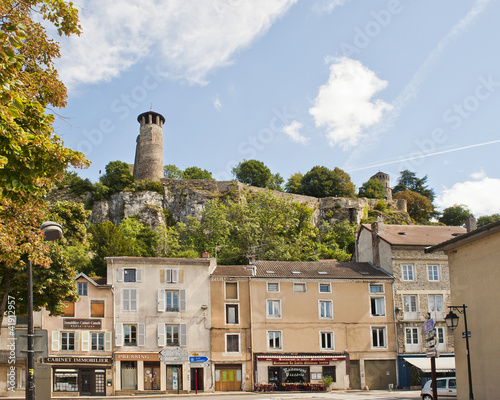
(215, 364, 242, 391)
(255, 354, 348, 391)
(45, 356, 113, 396)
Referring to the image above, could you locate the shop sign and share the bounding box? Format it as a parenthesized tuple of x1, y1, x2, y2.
(115, 352, 159, 361)
(273, 360, 330, 365)
(63, 319, 102, 330)
(258, 356, 345, 365)
(46, 356, 112, 364)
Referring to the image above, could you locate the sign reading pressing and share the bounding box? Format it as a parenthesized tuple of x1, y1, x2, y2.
(63, 319, 102, 330)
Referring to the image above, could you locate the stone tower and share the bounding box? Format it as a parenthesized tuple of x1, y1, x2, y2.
(370, 171, 392, 201)
(133, 110, 165, 181)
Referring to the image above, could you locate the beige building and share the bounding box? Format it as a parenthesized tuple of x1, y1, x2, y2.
(107, 256, 215, 394)
(212, 260, 397, 391)
(356, 221, 465, 388)
(428, 220, 500, 400)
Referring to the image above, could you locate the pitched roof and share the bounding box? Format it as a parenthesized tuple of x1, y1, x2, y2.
(361, 224, 466, 246)
(252, 260, 391, 280)
(211, 265, 254, 276)
(75, 272, 109, 286)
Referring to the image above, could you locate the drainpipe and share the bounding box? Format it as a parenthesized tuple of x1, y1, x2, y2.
(391, 280, 399, 388)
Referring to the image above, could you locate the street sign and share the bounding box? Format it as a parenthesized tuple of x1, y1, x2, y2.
(189, 356, 209, 363)
(462, 331, 471, 338)
(425, 330, 436, 340)
(426, 349, 437, 358)
(424, 318, 435, 332)
(159, 356, 188, 363)
(189, 362, 209, 368)
(159, 349, 188, 357)
(426, 339, 436, 348)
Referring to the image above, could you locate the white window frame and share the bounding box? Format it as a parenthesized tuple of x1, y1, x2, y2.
(403, 294, 418, 320)
(165, 268, 179, 283)
(91, 332, 105, 351)
(61, 332, 76, 351)
(371, 326, 387, 349)
(224, 333, 241, 354)
(293, 282, 307, 293)
(319, 283, 331, 293)
(77, 282, 87, 296)
(267, 330, 282, 350)
(427, 265, 440, 281)
(266, 299, 281, 319)
(225, 281, 239, 300)
(319, 300, 333, 319)
(436, 326, 446, 351)
(402, 264, 414, 281)
(405, 327, 419, 345)
(369, 283, 384, 293)
(267, 282, 280, 292)
(319, 331, 334, 351)
(370, 296, 386, 317)
(122, 288, 138, 312)
(225, 303, 239, 325)
(428, 294, 443, 312)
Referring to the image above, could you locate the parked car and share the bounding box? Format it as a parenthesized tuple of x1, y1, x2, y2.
(421, 377, 457, 400)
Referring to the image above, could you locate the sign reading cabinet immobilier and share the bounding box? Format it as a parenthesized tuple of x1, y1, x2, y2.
(63, 319, 101, 330)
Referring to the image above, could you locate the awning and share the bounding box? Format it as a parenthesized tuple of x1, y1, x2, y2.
(403, 357, 455, 372)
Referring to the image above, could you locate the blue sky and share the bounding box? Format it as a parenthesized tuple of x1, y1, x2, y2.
(53, 0, 500, 217)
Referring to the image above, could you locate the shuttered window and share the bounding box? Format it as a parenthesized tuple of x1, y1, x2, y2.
(62, 302, 75, 317)
(225, 282, 238, 300)
(91, 301, 104, 317)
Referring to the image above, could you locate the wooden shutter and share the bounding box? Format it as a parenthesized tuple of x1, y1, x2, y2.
(138, 323, 145, 346)
(225, 282, 237, 299)
(179, 289, 186, 312)
(117, 268, 124, 282)
(171, 269, 179, 283)
(178, 269, 184, 283)
(91, 301, 105, 317)
(51, 331, 60, 351)
(130, 289, 138, 312)
(104, 332, 112, 351)
(180, 323, 187, 346)
(81, 331, 90, 351)
(115, 323, 124, 347)
(157, 289, 165, 312)
(74, 331, 80, 351)
(136, 268, 143, 282)
(122, 289, 129, 312)
(157, 323, 166, 347)
(166, 268, 172, 283)
(62, 302, 75, 317)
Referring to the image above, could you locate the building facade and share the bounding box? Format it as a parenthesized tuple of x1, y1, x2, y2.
(356, 221, 465, 388)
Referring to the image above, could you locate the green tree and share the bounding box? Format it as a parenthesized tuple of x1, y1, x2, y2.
(358, 178, 385, 199)
(232, 159, 283, 190)
(285, 172, 304, 194)
(393, 190, 433, 223)
(183, 166, 214, 180)
(316, 220, 355, 261)
(119, 217, 160, 257)
(393, 170, 435, 201)
(439, 204, 473, 226)
(477, 213, 500, 228)
(100, 161, 134, 192)
(164, 164, 184, 179)
(301, 166, 355, 198)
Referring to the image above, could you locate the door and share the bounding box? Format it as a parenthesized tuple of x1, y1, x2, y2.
(94, 370, 106, 395)
(350, 361, 361, 389)
(190, 368, 204, 391)
(216, 366, 242, 391)
(143, 362, 160, 390)
(80, 371, 92, 395)
(268, 367, 281, 390)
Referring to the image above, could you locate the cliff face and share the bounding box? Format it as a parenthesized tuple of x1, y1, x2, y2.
(89, 179, 410, 228)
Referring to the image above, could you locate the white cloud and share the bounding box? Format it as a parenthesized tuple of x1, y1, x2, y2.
(282, 120, 309, 144)
(312, 0, 349, 14)
(436, 176, 500, 216)
(57, 0, 298, 88)
(309, 57, 393, 149)
(214, 97, 223, 111)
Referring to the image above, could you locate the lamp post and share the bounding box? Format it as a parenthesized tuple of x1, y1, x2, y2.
(445, 305, 474, 400)
(26, 221, 63, 400)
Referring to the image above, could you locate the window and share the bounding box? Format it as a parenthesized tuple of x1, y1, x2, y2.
(293, 283, 306, 293)
(320, 331, 334, 350)
(428, 265, 440, 281)
(77, 282, 87, 296)
(124, 268, 136, 282)
(319, 283, 331, 293)
(371, 327, 386, 348)
(91, 332, 104, 351)
(370, 296, 385, 316)
(322, 366, 336, 382)
(166, 325, 179, 346)
(54, 369, 78, 391)
(61, 332, 75, 351)
(166, 290, 179, 311)
(428, 294, 443, 312)
(91, 301, 105, 318)
(319, 300, 333, 319)
(226, 334, 240, 353)
(165, 268, 179, 283)
(369, 283, 384, 293)
(267, 300, 281, 318)
(267, 282, 279, 292)
(226, 304, 239, 324)
(403, 295, 418, 312)
(225, 282, 238, 300)
(405, 327, 419, 344)
(122, 288, 138, 312)
(402, 264, 414, 281)
(62, 302, 75, 317)
(436, 327, 445, 345)
(124, 324, 137, 346)
(268, 331, 281, 350)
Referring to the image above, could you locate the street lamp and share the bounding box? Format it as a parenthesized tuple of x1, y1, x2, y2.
(445, 305, 474, 400)
(26, 221, 63, 400)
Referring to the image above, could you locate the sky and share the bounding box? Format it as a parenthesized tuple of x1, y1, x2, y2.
(53, 0, 500, 217)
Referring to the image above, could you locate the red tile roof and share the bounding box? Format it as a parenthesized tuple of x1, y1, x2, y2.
(362, 224, 466, 246)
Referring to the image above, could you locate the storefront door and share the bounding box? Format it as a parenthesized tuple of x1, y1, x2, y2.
(144, 362, 160, 390)
(215, 365, 242, 391)
(80, 371, 92, 395)
(190, 368, 204, 392)
(95, 370, 106, 395)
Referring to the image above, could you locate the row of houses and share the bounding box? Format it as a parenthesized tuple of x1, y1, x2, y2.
(0, 222, 466, 397)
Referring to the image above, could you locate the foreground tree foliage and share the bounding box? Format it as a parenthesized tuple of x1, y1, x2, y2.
(477, 213, 500, 228)
(439, 204, 473, 226)
(0, 1, 87, 324)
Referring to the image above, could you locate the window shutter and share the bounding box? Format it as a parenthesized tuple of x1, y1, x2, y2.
(104, 332, 112, 351)
(179, 289, 186, 312)
(157, 289, 165, 312)
(52, 331, 60, 351)
(130, 289, 138, 312)
(115, 323, 124, 347)
(136, 268, 143, 282)
(157, 323, 166, 347)
(122, 289, 129, 312)
(180, 323, 187, 346)
(178, 269, 184, 283)
(74, 331, 80, 351)
(117, 268, 124, 282)
(166, 268, 172, 283)
(160, 269, 165, 283)
(81, 331, 90, 351)
(172, 269, 179, 283)
(138, 323, 145, 346)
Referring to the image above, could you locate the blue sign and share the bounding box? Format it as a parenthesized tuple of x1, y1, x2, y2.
(189, 356, 208, 363)
(462, 331, 471, 338)
(424, 318, 435, 333)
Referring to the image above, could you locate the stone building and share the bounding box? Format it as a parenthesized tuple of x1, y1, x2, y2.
(355, 221, 465, 388)
(370, 171, 392, 201)
(133, 110, 165, 181)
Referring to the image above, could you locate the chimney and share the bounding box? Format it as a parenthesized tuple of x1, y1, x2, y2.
(371, 217, 384, 268)
(465, 216, 477, 233)
(202, 251, 209, 258)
